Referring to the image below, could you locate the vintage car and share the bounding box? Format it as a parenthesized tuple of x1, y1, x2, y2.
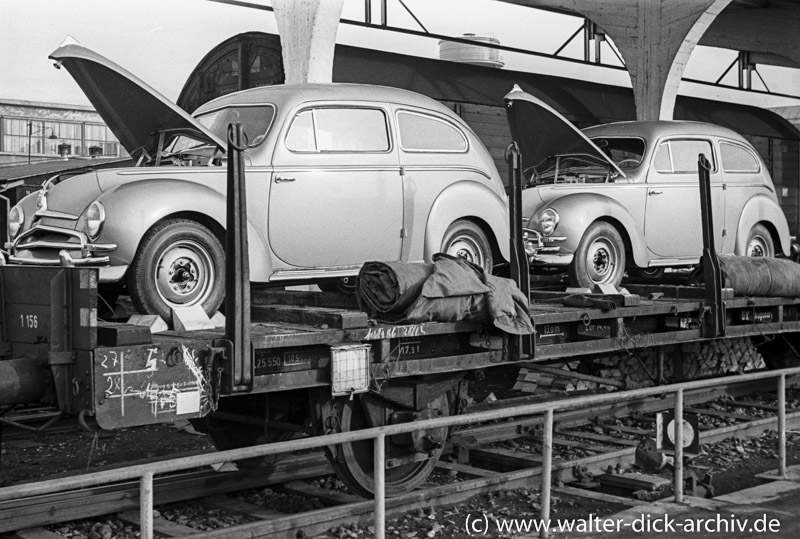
(505, 86, 791, 289)
(6, 43, 509, 320)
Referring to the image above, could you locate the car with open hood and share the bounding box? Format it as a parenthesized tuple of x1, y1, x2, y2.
(504, 85, 791, 289)
(6, 42, 510, 321)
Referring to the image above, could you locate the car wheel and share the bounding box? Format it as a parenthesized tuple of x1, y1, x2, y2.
(441, 219, 493, 274)
(128, 219, 225, 321)
(628, 267, 666, 281)
(318, 276, 357, 294)
(570, 222, 626, 289)
(745, 224, 774, 258)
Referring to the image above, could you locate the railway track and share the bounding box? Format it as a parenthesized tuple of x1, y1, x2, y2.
(3, 373, 799, 538)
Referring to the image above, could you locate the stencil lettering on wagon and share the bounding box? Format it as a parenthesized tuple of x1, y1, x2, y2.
(365, 324, 426, 340)
(95, 344, 212, 429)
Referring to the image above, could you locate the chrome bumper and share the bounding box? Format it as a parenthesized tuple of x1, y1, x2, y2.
(524, 228, 572, 266)
(6, 224, 117, 267)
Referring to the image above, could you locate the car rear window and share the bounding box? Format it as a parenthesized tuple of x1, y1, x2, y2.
(286, 107, 390, 152)
(720, 142, 760, 173)
(397, 111, 467, 152)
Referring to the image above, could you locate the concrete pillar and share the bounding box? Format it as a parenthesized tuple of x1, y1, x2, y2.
(272, 0, 345, 84)
(502, 0, 731, 120)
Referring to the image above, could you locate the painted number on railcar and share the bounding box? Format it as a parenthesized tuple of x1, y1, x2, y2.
(397, 340, 421, 357)
(20, 314, 38, 329)
(253, 347, 329, 375)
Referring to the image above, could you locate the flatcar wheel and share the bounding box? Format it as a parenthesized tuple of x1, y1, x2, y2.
(754, 334, 800, 369)
(190, 392, 308, 467)
(331, 393, 449, 498)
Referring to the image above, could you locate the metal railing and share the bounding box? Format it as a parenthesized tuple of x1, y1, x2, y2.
(1, 367, 798, 539)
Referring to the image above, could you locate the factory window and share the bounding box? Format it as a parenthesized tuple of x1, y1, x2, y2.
(1, 118, 121, 159)
(85, 123, 120, 157)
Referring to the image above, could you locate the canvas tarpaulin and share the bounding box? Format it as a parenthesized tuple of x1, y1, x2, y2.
(717, 254, 800, 297)
(356, 254, 534, 335)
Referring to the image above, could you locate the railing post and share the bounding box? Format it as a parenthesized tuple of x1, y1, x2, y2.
(539, 408, 554, 538)
(674, 388, 684, 503)
(140, 471, 154, 539)
(779, 373, 787, 478)
(374, 433, 385, 539)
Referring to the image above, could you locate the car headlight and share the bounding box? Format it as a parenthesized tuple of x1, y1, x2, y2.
(85, 201, 106, 240)
(8, 205, 24, 240)
(540, 208, 559, 236)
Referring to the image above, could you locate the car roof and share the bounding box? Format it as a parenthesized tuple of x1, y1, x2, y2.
(583, 120, 751, 144)
(195, 83, 460, 118)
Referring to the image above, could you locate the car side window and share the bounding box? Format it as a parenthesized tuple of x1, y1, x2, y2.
(720, 142, 760, 173)
(653, 139, 715, 175)
(397, 111, 467, 152)
(286, 107, 390, 152)
(653, 143, 672, 172)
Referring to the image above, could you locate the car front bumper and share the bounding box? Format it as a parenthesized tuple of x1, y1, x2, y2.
(524, 228, 573, 267)
(6, 224, 123, 282)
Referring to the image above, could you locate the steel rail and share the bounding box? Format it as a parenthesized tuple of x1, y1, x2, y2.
(1, 366, 799, 539)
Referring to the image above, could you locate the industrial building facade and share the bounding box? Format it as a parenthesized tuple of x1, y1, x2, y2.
(0, 99, 123, 166)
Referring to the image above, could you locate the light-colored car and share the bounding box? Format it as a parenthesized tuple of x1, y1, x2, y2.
(505, 86, 791, 289)
(6, 43, 509, 320)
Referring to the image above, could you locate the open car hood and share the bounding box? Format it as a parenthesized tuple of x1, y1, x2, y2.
(49, 41, 225, 161)
(504, 85, 624, 179)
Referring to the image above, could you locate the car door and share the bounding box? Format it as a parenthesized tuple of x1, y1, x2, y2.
(268, 105, 403, 268)
(645, 138, 725, 258)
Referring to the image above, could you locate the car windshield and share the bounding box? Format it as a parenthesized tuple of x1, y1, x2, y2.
(167, 104, 276, 155)
(590, 137, 646, 171)
(526, 153, 615, 185)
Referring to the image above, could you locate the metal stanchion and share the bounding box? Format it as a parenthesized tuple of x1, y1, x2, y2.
(374, 434, 386, 539)
(540, 408, 554, 538)
(779, 374, 787, 478)
(140, 471, 154, 539)
(674, 388, 684, 503)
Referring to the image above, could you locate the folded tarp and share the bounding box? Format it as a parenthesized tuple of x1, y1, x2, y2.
(718, 254, 800, 297)
(357, 254, 534, 335)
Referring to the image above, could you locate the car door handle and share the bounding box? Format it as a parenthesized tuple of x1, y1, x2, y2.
(648, 190, 663, 196)
(274, 175, 296, 183)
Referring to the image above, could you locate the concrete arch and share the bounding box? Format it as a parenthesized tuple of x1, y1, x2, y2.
(656, 0, 732, 120)
(272, 0, 344, 84)
(502, 0, 733, 119)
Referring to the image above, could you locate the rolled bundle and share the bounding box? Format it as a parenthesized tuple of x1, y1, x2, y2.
(718, 255, 800, 297)
(356, 261, 434, 318)
(356, 255, 535, 334)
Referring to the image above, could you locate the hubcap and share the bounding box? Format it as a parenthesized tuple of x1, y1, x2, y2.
(446, 235, 485, 268)
(154, 240, 214, 306)
(587, 237, 618, 283)
(748, 237, 768, 257)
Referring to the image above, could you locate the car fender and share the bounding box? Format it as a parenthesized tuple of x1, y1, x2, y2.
(535, 192, 648, 266)
(424, 181, 510, 263)
(95, 178, 273, 281)
(733, 194, 791, 256)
